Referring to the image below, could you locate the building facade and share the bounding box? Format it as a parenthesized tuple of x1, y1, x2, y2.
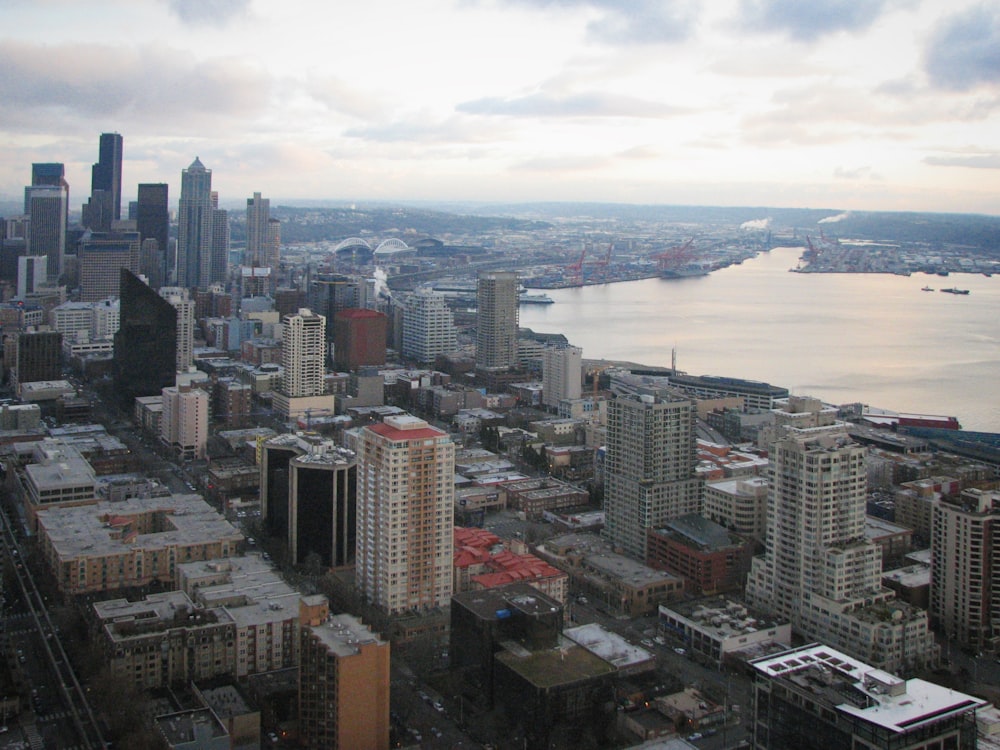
(750, 644, 984, 750)
(401, 289, 457, 364)
(161, 383, 209, 461)
(177, 157, 213, 288)
(745, 397, 937, 673)
(356, 415, 455, 615)
(930, 489, 1000, 651)
(603, 392, 702, 559)
(542, 345, 582, 409)
(475, 271, 518, 371)
(136, 182, 169, 288)
(113, 269, 177, 400)
(299, 613, 390, 750)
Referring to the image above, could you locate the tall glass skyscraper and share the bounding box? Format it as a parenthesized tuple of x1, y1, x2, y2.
(177, 157, 213, 288)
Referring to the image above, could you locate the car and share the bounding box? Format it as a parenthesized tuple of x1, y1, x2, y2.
(641, 639, 654, 648)
(654, 636, 666, 645)
(687, 733, 703, 741)
(674, 647, 686, 655)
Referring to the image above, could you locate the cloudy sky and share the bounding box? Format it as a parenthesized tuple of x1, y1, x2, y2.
(3, 0, 999, 213)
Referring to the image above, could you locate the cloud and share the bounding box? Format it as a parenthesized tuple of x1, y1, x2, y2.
(487, 0, 698, 44)
(738, 0, 898, 42)
(818, 211, 850, 222)
(0, 40, 271, 132)
(924, 4, 1000, 91)
(924, 151, 1000, 169)
(305, 75, 386, 120)
(740, 217, 771, 230)
(164, 0, 250, 26)
(344, 117, 511, 144)
(833, 167, 878, 180)
(512, 154, 610, 171)
(458, 91, 685, 119)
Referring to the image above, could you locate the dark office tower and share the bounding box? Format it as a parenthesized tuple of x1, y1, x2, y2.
(177, 157, 213, 289)
(11, 330, 62, 394)
(93, 133, 123, 222)
(136, 183, 168, 287)
(113, 269, 177, 402)
(289, 448, 357, 567)
(210, 204, 229, 286)
(30, 163, 66, 189)
(25, 185, 67, 282)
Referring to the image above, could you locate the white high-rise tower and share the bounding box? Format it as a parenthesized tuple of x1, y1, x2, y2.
(745, 396, 938, 673)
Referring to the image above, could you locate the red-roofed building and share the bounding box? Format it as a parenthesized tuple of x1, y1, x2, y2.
(452, 526, 569, 605)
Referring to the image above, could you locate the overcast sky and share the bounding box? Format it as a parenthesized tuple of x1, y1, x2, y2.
(3, 0, 999, 214)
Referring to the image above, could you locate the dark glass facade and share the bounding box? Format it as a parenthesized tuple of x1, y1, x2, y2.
(113, 269, 176, 401)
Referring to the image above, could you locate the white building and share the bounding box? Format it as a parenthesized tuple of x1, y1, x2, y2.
(401, 289, 457, 364)
(161, 383, 208, 460)
(542, 345, 582, 409)
(745, 397, 937, 673)
(159, 286, 195, 372)
(356, 415, 455, 615)
(273, 308, 334, 420)
(703, 476, 768, 544)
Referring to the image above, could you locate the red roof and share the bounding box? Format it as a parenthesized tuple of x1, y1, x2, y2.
(367, 422, 446, 441)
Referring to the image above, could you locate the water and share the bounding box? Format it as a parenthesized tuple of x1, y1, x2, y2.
(519, 247, 1000, 432)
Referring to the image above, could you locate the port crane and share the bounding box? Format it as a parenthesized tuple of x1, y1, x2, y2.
(566, 247, 587, 285)
(653, 238, 695, 273)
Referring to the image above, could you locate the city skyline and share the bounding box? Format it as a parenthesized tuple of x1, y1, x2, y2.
(2, 0, 998, 215)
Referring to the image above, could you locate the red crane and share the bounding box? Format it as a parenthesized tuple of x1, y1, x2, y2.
(566, 247, 587, 285)
(653, 238, 695, 273)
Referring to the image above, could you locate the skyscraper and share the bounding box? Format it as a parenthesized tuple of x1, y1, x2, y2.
(602, 391, 701, 559)
(401, 288, 457, 364)
(136, 183, 168, 287)
(93, 132, 123, 222)
(288, 444, 357, 568)
(210, 200, 229, 286)
(177, 157, 213, 289)
(78, 229, 140, 301)
(159, 287, 195, 373)
(930, 489, 1000, 651)
(356, 415, 455, 615)
(476, 270, 519, 371)
(745, 397, 937, 673)
(245, 192, 270, 267)
(542, 344, 583, 409)
(280, 308, 326, 398)
(24, 184, 67, 282)
(113, 269, 177, 401)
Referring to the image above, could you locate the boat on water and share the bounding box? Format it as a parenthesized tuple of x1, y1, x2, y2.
(940, 287, 970, 295)
(921, 286, 934, 291)
(661, 265, 709, 279)
(518, 293, 554, 305)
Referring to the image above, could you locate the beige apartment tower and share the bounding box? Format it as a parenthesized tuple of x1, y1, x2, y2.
(476, 270, 519, 371)
(356, 415, 455, 615)
(745, 397, 938, 673)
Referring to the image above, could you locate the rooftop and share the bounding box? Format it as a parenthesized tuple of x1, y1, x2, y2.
(752, 644, 986, 734)
(308, 613, 385, 657)
(564, 623, 655, 670)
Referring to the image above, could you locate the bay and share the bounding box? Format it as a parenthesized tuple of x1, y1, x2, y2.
(519, 247, 1000, 433)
